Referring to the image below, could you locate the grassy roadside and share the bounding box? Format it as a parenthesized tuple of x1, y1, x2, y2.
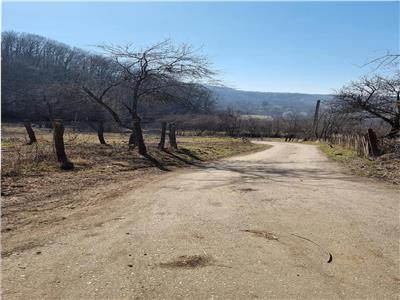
(1, 127, 269, 177)
(178, 136, 270, 162)
(318, 143, 400, 185)
(1, 125, 269, 200)
(261, 137, 399, 185)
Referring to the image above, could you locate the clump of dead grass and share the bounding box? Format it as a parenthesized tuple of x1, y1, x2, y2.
(2, 142, 57, 176)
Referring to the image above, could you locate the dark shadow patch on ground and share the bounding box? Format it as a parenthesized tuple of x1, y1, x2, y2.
(192, 159, 368, 191)
(142, 154, 170, 172)
(163, 149, 202, 167)
(159, 255, 214, 269)
(177, 148, 204, 161)
(2, 240, 46, 258)
(242, 229, 279, 240)
(236, 187, 258, 192)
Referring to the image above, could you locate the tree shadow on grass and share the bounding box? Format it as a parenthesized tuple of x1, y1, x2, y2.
(176, 148, 204, 162)
(142, 153, 171, 172)
(163, 149, 203, 167)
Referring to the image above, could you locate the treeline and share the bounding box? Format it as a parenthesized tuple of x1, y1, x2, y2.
(217, 73, 399, 140)
(2, 31, 217, 155)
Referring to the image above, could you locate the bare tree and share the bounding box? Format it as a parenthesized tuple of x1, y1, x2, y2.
(362, 53, 400, 70)
(96, 39, 216, 155)
(79, 55, 126, 128)
(218, 108, 242, 136)
(2, 31, 112, 127)
(24, 121, 37, 145)
(380, 74, 400, 136)
(2, 32, 218, 151)
(333, 74, 400, 137)
(52, 120, 74, 170)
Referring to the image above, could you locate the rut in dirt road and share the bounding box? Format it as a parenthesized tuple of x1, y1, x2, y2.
(2, 142, 399, 299)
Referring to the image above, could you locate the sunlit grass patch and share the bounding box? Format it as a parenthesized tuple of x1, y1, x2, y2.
(319, 143, 400, 184)
(2, 125, 270, 179)
(1, 140, 16, 149)
(319, 143, 359, 161)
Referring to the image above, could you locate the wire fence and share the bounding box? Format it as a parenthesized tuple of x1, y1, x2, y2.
(321, 130, 400, 158)
(322, 134, 370, 157)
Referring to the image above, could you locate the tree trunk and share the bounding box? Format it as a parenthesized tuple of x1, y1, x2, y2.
(168, 123, 178, 149)
(158, 122, 167, 150)
(97, 121, 107, 145)
(24, 121, 37, 145)
(367, 128, 380, 157)
(52, 120, 74, 170)
(128, 131, 136, 150)
(133, 117, 147, 155)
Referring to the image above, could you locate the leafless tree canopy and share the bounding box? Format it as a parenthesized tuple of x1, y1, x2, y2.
(333, 74, 400, 136)
(362, 53, 400, 70)
(79, 39, 218, 154)
(2, 31, 217, 132)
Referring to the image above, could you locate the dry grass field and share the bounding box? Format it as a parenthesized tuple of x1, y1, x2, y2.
(318, 142, 400, 185)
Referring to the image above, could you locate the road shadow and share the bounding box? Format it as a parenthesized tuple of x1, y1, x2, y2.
(191, 159, 367, 190)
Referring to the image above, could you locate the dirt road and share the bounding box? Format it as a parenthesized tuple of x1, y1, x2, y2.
(2, 142, 399, 299)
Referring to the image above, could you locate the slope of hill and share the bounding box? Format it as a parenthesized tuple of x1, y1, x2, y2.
(209, 86, 333, 117)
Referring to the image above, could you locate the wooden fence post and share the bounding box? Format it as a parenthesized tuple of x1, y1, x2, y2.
(52, 120, 74, 170)
(367, 128, 380, 157)
(312, 100, 321, 140)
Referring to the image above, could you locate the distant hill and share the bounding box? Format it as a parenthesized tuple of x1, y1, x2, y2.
(209, 86, 333, 117)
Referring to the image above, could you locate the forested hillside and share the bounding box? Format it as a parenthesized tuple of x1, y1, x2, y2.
(2, 31, 335, 126)
(1, 31, 215, 127)
(209, 86, 333, 117)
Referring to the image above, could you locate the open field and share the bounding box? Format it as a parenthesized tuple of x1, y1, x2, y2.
(1, 124, 269, 257)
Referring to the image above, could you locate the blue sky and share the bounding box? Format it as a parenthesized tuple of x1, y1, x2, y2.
(2, 1, 399, 94)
